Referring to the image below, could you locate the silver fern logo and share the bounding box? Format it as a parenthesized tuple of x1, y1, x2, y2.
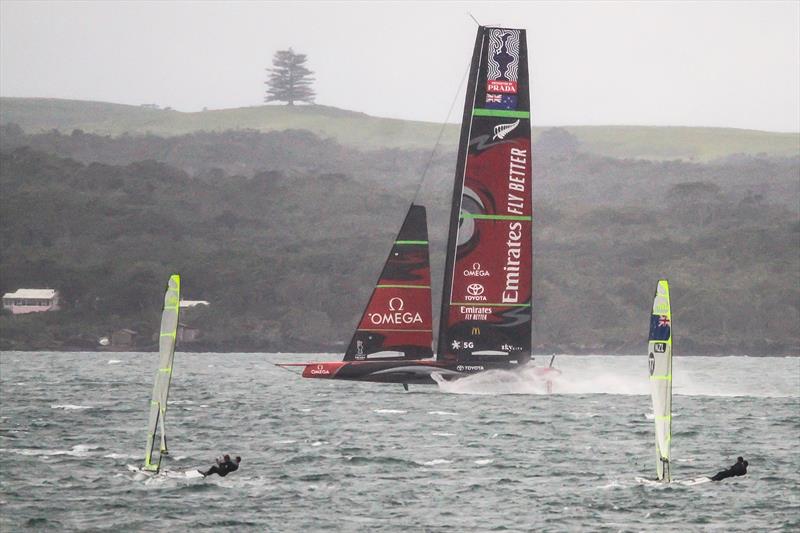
(493, 119, 520, 140)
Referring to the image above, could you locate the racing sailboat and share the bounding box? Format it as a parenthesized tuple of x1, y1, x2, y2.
(648, 279, 673, 482)
(280, 26, 550, 385)
(142, 274, 181, 472)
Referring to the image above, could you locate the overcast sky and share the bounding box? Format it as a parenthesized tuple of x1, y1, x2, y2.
(1, 1, 798, 132)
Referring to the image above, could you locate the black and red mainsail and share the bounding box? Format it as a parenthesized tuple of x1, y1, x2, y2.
(279, 26, 534, 385)
(437, 27, 532, 368)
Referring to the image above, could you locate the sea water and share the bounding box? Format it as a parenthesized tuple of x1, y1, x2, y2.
(0, 352, 798, 531)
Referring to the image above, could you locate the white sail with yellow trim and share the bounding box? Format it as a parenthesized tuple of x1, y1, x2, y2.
(648, 279, 672, 481)
(143, 274, 180, 472)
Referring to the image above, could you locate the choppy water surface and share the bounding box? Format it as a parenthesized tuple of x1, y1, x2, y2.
(1, 352, 798, 531)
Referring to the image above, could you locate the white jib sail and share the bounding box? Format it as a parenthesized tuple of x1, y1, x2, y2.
(648, 279, 672, 481)
(143, 274, 180, 472)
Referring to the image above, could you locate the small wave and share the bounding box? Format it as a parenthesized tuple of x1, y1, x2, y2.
(104, 452, 139, 459)
(373, 409, 407, 414)
(4, 444, 101, 457)
(51, 404, 92, 410)
(107, 359, 122, 364)
(310, 441, 328, 447)
(428, 410, 458, 416)
(422, 459, 452, 466)
(344, 455, 418, 467)
(431, 432, 455, 437)
(474, 459, 494, 466)
(274, 439, 297, 445)
(72, 444, 101, 453)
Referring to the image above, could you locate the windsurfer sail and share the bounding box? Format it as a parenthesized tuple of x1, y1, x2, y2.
(648, 279, 673, 482)
(142, 274, 181, 472)
(279, 26, 551, 385)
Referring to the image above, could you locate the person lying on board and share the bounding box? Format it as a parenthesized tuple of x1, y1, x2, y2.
(710, 456, 748, 481)
(199, 454, 241, 477)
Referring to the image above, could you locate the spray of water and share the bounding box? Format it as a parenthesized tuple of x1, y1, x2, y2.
(431, 356, 800, 397)
(432, 367, 557, 395)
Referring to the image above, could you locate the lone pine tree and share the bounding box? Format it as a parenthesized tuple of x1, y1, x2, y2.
(265, 48, 315, 105)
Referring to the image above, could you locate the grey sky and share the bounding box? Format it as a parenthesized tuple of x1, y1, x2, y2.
(1, 0, 798, 132)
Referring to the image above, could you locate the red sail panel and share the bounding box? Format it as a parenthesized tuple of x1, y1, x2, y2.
(438, 27, 532, 364)
(344, 204, 433, 361)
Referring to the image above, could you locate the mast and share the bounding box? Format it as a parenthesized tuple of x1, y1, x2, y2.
(648, 279, 673, 482)
(437, 26, 533, 366)
(143, 274, 180, 472)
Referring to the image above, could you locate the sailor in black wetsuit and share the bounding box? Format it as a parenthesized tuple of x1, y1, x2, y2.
(711, 456, 748, 481)
(199, 454, 241, 477)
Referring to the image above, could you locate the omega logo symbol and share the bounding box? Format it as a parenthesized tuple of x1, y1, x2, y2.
(388, 297, 404, 311)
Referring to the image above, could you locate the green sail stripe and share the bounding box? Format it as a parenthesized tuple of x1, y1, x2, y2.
(460, 213, 531, 221)
(450, 302, 531, 307)
(394, 240, 428, 245)
(160, 332, 176, 337)
(159, 368, 172, 373)
(473, 108, 530, 118)
(650, 374, 672, 381)
(375, 285, 430, 289)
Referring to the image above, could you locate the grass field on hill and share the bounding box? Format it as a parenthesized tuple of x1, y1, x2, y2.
(1, 97, 798, 161)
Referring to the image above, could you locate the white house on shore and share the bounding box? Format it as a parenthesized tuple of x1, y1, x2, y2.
(2, 289, 60, 314)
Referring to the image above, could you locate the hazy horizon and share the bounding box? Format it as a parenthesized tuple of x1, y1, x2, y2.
(1, 1, 799, 133)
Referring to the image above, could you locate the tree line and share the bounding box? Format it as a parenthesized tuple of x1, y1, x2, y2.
(0, 124, 797, 355)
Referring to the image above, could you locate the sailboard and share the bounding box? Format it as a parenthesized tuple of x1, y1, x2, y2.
(279, 26, 558, 386)
(648, 279, 672, 482)
(142, 274, 181, 472)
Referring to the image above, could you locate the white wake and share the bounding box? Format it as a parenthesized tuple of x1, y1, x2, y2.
(432, 356, 800, 397)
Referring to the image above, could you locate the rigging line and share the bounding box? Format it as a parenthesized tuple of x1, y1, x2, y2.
(412, 58, 471, 205)
(467, 12, 481, 26)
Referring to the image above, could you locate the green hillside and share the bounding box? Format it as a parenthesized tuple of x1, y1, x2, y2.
(0, 97, 450, 151)
(1, 97, 797, 160)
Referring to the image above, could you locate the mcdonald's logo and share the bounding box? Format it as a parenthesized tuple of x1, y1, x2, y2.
(471, 327, 481, 335)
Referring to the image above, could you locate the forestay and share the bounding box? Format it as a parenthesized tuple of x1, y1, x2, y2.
(143, 274, 181, 472)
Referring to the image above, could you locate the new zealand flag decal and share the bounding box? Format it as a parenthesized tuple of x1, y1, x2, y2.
(649, 315, 671, 341)
(485, 93, 518, 110)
